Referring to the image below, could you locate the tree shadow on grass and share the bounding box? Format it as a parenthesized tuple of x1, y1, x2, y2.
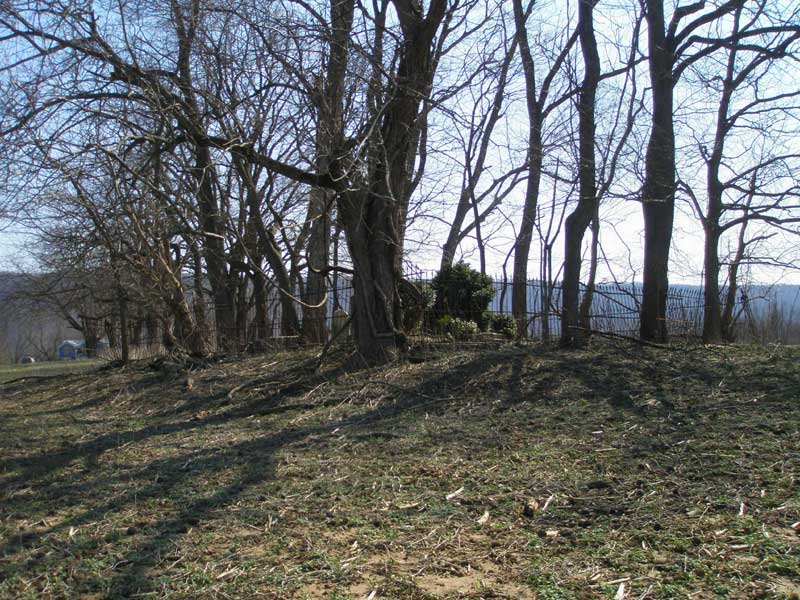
(1, 342, 795, 597)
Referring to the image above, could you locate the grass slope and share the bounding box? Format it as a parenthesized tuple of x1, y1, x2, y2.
(0, 342, 798, 599)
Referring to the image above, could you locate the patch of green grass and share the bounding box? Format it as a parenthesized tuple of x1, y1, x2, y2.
(0, 359, 101, 382)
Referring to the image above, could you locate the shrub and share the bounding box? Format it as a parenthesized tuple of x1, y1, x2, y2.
(431, 261, 495, 330)
(487, 313, 517, 338)
(436, 316, 480, 340)
(398, 279, 434, 333)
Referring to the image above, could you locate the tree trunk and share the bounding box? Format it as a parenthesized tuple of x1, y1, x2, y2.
(722, 215, 749, 340)
(194, 144, 237, 351)
(104, 318, 118, 350)
(118, 287, 129, 364)
(561, 0, 600, 346)
(302, 188, 330, 343)
(511, 0, 543, 339)
(702, 8, 742, 344)
(510, 0, 577, 338)
(702, 222, 724, 342)
(332, 0, 446, 363)
(82, 316, 100, 358)
(168, 288, 207, 356)
(251, 267, 271, 341)
(640, 0, 675, 342)
(191, 244, 210, 345)
(131, 316, 143, 347)
(578, 210, 599, 329)
(342, 206, 401, 363)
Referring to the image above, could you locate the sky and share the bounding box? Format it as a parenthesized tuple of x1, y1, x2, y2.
(1, 0, 798, 288)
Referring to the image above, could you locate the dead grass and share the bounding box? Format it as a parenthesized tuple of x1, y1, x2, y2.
(0, 341, 798, 599)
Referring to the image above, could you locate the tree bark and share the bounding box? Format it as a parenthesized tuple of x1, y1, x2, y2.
(578, 210, 599, 329)
(640, 0, 675, 342)
(511, 0, 577, 339)
(511, 0, 543, 339)
(302, 0, 354, 344)
(332, 0, 447, 363)
(561, 0, 600, 346)
(118, 287, 130, 364)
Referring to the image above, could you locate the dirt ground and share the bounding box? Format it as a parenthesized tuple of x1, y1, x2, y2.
(1, 341, 798, 599)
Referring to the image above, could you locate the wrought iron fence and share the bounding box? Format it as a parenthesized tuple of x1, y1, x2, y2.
(100, 274, 732, 362)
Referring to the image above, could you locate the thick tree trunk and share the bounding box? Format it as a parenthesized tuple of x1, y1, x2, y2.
(332, 0, 446, 363)
(342, 206, 400, 363)
(82, 316, 100, 358)
(561, 0, 600, 347)
(105, 318, 118, 350)
(168, 288, 207, 356)
(640, 0, 675, 342)
(641, 201, 673, 341)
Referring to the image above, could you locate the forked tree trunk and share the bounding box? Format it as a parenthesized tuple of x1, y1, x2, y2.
(302, 0, 352, 345)
(722, 213, 749, 340)
(440, 38, 517, 272)
(331, 0, 447, 363)
(194, 145, 237, 351)
(511, 0, 543, 339)
(341, 191, 402, 362)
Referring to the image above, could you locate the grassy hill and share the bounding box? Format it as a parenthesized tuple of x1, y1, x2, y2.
(1, 342, 798, 599)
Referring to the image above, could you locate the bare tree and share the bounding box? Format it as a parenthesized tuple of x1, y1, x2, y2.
(637, 0, 797, 341)
(510, 0, 578, 337)
(678, 2, 800, 341)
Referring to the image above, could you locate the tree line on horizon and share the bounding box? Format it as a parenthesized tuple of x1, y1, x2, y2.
(0, 0, 798, 363)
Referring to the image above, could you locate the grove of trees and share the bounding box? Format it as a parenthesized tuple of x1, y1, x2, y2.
(0, 0, 798, 363)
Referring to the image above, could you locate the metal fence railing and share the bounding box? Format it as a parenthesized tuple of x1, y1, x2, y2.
(94, 275, 740, 362)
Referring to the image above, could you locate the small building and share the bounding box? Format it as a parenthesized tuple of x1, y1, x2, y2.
(57, 340, 86, 360)
(57, 339, 109, 360)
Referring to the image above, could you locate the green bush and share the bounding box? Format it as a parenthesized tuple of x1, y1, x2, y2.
(487, 313, 517, 338)
(436, 316, 480, 340)
(431, 261, 495, 330)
